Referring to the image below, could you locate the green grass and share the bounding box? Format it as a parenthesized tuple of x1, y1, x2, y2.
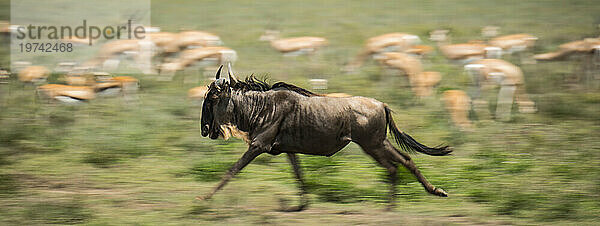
(1, 0, 600, 225)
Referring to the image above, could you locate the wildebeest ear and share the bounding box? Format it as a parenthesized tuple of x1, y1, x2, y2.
(227, 62, 238, 86)
(215, 65, 224, 79)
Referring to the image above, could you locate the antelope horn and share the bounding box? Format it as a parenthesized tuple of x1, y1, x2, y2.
(227, 62, 238, 85)
(215, 65, 223, 79)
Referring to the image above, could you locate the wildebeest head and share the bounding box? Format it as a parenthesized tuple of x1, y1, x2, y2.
(201, 64, 239, 139)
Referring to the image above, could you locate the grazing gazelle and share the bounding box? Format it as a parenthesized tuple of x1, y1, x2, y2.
(377, 52, 442, 97)
(344, 32, 422, 72)
(442, 90, 472, 130)
(465, 59, 536, 121)
(197, 64, 451, 211)
(259, 30, 328, 56)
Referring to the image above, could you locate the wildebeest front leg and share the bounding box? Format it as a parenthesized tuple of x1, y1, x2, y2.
(279, 153, 309, 212)
(197, 147, 264, 201)
(198, 119, 282, 201)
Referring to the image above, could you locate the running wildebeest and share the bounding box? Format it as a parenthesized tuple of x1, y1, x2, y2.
(198, 63, 452, 211)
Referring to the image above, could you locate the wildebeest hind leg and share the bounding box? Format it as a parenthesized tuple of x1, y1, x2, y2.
(196, 147, 263, 201)
(359, 145, 399, 210)
(383, 140, 448, 197)
(278, 153, 309, 212)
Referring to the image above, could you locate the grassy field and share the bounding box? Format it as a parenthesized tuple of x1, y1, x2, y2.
(1, 0, 600, 225)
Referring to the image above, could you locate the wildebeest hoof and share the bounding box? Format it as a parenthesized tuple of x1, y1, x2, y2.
(277, 198, 307, 212)
(434, 188, 448, 197)
(278, 204, 307, 212)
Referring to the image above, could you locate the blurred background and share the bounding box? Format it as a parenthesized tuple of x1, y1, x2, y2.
(1, 0, 599, 224)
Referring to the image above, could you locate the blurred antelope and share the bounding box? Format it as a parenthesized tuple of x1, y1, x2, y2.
(534, 37, 600, 83)
(147, 32, 179, 54)
(37, 84, 96, 104)
(18, 66, 50, 84)
(377, 52, 441, 97)
(534, 37, 600, 61)
(159, 46, 237, 77)
(94, 75, 140, 97)
(130, 30, 222, 56)
(81, 29, 174, 74)
(83, 39, 156, 74)
(152, 31, 225, 70)
(482, 26, 538, 54)
(465, 59, 536, 121)
(344, 33, 425, 71)
(38, 76, 138, 104)
(405, 45, 435, 57)
(429, 30, 501, 64)
(65, 71, 138, 88)
(489, 34, 537, 54)
(442, 90, 472, 130)
(259, 30, 328, 56)
(482, 26, 538, 64)
(169, 30, 222, 50)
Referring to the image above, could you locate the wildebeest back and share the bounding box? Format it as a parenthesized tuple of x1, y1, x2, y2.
(274, 94, 386, 156)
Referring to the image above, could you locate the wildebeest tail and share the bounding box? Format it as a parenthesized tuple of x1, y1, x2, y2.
(384, 106, 452, 156)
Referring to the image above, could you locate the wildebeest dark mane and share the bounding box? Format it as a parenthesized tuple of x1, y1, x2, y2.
(231, 75, 319, 97)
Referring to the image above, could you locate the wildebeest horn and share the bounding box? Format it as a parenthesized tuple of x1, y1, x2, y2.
(215, 65, 223, 79)
(227, 62, 238, 85)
